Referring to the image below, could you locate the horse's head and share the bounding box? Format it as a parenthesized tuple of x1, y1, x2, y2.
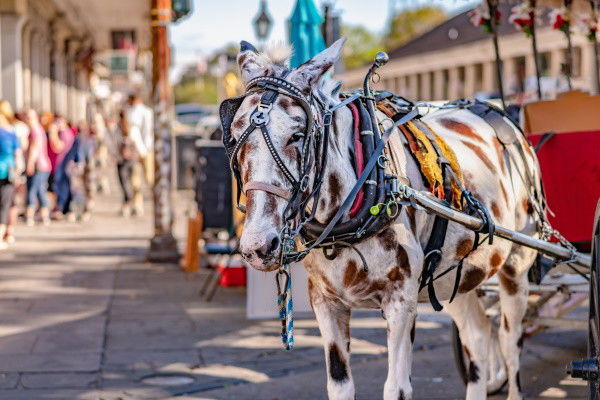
(221, 39, 345, 271)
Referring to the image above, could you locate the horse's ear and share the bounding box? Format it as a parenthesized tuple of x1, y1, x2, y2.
(289, 38, 346, 93)
(237, 40, 272, 85)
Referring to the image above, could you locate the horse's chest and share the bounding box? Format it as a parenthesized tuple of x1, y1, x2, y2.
(305, 245, 407, 308)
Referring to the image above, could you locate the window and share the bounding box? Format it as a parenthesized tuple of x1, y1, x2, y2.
(564, 46, 582, 77)
(111, 30, 136, 50)
(540, 52, 551, 76)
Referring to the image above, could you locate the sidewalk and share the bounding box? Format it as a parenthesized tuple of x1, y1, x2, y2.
(0, 192, 588, 399)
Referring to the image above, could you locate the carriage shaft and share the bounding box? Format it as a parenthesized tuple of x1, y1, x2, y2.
(406, 189, 592, 268)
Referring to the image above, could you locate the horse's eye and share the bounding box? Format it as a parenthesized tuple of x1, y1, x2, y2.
(287, 132, 304, 146)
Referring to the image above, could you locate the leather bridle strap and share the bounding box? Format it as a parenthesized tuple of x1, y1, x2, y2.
(244, 181, 292, 201)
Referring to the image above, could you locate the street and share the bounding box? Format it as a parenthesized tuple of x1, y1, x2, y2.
(0, 192, 588, 399)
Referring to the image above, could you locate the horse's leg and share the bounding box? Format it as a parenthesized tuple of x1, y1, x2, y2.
(446, 290, 491, 400)
(497, 249, 532, 400)
(312, 295, 354, 400)
(382, 295, 417, 400)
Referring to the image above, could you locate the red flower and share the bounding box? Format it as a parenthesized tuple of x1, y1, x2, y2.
(553, 15, 566, 30)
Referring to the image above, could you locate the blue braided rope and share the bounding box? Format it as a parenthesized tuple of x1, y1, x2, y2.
(277, 264, 294, 350)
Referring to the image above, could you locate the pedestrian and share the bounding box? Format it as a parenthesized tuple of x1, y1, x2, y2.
(92, 112, 110, 194)
(0, 113, 23, 248)
(125, 93, 153, 216)
(0, 101, 28, 244)
(116, 111, 138, 217)
(47, 115, 76, 220)
(76, 120, 96, 221)
(24, 109, 52, 226)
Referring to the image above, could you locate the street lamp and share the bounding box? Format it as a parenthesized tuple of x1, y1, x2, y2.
(253, 0, 273, 42)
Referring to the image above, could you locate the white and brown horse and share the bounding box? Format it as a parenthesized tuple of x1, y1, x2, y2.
(229, 38, 542, 400)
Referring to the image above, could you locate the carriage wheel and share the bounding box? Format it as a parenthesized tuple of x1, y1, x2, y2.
(587, 200, 600, 398)
(569, 199, 600, 398)
(451, 320, 508, 395)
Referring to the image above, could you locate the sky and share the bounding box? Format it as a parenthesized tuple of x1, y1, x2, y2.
(170, 0, 479, 78)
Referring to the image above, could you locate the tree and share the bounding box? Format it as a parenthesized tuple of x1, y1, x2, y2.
(342, 25, 384, 70)
(384, 6, 446, 50)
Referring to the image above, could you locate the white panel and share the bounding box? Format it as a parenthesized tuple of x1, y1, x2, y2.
(246, 262, 312, 319)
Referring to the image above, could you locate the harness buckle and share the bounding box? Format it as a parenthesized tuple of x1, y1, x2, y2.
(251, 103, 273, 126)
(257, 102, 273, 113)
(323, 112, 333, 126)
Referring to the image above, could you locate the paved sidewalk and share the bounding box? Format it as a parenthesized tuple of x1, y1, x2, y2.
(0, 193, 588, 399)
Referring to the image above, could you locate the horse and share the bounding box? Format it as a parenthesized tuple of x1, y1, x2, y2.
(223, 38, 543, 400)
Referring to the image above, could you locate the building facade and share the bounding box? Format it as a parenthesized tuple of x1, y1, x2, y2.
(339, 6, 599, 101)
(0, 0, 151, 121)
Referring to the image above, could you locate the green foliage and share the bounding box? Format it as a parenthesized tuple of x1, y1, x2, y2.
(384, 6, 446, 50)
(174, 76, 218, 105)
(342, 25, 384, 69)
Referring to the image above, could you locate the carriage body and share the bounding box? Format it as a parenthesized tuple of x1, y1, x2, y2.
(524, 90, 600, 248)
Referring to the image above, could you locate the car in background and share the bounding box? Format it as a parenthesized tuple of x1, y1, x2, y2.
(174, 103, 220, 138)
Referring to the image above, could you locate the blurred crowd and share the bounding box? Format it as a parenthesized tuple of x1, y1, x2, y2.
(0, 93, 155, 250)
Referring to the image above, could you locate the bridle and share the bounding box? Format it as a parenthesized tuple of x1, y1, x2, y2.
(221, 73, 332, 256)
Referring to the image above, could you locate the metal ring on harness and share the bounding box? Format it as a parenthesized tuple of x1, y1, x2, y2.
(276, 268, 290, 294)
(299, 175, 310, 192)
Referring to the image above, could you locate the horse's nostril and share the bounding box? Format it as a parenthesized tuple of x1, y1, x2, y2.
(255, 233, 280, 260)
(268, 235, 280, 253)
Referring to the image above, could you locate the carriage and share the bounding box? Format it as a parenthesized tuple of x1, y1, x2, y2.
(446, 0, 600, 396)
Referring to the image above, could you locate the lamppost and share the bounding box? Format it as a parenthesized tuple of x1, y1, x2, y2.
(253, 0, 273, 44)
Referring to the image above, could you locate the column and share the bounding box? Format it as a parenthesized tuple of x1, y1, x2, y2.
(65, 40, 80, 121)
(464, 64, 476, 98)
(30, 32, 42, 109)
(21, 23, 31, 108)
(448, 67, 460, 99)
(482, 61, 495, 93)
(41, 39, 52, 111)
(0, 13, 24, 110)
(549, 49, 563, 79)
(503, 57, 517, 96)
(420, 72, 431, 101)
(580, 42, 594, 91)
(408, 74, 418, 100)
(53, 46, 68, 116)
(433, 70, 444, 100)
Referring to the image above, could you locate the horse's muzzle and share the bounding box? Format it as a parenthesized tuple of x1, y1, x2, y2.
(240, 231, 281, 271)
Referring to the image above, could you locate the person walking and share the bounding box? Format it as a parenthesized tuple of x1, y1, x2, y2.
(76, 121, 96, 221)
(116, 111, 138, 217)
(0, 101, 28, 244)
(48, 115, 76, 219)
(0, 113, 23, 248)
(125, 94, 153, 216)
(92, 112, 111, 194)
(24, 109, 52, 226)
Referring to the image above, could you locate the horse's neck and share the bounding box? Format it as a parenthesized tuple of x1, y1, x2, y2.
(314, 106, 427, 232)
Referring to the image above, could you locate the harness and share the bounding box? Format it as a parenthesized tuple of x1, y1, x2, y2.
(220, 68, 502, 344)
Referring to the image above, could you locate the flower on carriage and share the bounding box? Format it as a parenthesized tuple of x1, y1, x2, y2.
(509, 2, 538, 37)
(549, 6, 570, 33)
(574, 13, 599, 41)
(468, 4, 502, 34)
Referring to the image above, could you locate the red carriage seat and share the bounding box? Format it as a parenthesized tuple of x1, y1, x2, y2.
(524, 91, 600, 247)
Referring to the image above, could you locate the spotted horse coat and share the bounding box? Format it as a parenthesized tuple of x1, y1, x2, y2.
(232, 38, 542, 400)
